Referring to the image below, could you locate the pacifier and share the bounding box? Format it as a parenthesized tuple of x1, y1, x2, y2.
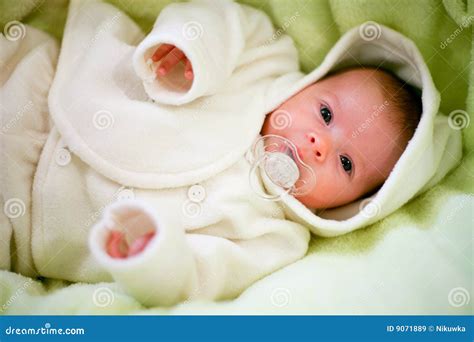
(248, 135, 316, 201)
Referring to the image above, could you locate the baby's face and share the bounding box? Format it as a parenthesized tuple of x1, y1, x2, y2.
(261, 69, 406, 209)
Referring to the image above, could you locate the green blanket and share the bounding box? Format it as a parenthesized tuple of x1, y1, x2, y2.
(1, 0, 472, 314)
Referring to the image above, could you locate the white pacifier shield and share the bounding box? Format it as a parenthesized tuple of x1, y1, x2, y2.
(264, 152, 299, 189)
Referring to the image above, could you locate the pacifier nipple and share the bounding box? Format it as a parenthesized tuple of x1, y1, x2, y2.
(264, 152, 299, 189)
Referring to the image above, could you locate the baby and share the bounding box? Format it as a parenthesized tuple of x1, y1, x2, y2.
(263, 66, 422, 209)
(106, 47, 422, 257)
(2, 0, 460, 308)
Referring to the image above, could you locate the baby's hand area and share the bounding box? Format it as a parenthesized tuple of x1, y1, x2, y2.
(106, 230, 156, 259)
(151, 44, 194, 80)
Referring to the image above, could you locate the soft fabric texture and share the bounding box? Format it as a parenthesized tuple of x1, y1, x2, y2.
(49, 0, 299, 189)
(0, 26, 58, 277)
(4, 0, 312, 307)
(0, 0, 472, 314)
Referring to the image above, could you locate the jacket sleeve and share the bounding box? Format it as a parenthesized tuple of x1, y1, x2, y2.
(132, 0, 282, 105)
(0, 26, 58, 277)
(88, 199, 310, 307)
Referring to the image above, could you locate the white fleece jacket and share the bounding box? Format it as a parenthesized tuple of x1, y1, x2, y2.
(0, 0, 461, 306)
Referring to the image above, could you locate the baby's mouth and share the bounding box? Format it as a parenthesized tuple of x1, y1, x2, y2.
(281, 144, 304, 164)
(280, 145, 296, 162)
(280, 145, 307, 179)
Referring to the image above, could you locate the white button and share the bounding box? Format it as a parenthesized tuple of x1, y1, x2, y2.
(55, 148, 71, 166)
(188, 185, 206, 203)
(117, 188, 135, 201)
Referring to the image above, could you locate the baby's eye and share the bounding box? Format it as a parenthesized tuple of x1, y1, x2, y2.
(320, 105, 332, 125)
(340, 155, 352, 174)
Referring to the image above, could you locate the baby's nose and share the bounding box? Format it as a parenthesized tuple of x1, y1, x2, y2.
(306, 132, 329, 162)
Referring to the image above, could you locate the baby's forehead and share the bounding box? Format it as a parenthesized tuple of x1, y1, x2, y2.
(326, 67, 389, 83)
(329, 75, 391, 119)
(323, 67, 392, 100)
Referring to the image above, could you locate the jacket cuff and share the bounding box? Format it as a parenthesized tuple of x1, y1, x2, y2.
(133, 29, 215, 106)
(88, 199, 194, 306)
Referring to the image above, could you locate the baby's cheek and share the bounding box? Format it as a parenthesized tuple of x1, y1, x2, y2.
(262, 101, 302, 134)
(298, 169, 347, 209)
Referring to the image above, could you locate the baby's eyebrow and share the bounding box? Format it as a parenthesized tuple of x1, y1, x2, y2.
(323, 90, 341, 111)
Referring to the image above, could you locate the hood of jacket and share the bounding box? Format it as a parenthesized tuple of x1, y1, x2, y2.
(261, 23, 462, 237)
